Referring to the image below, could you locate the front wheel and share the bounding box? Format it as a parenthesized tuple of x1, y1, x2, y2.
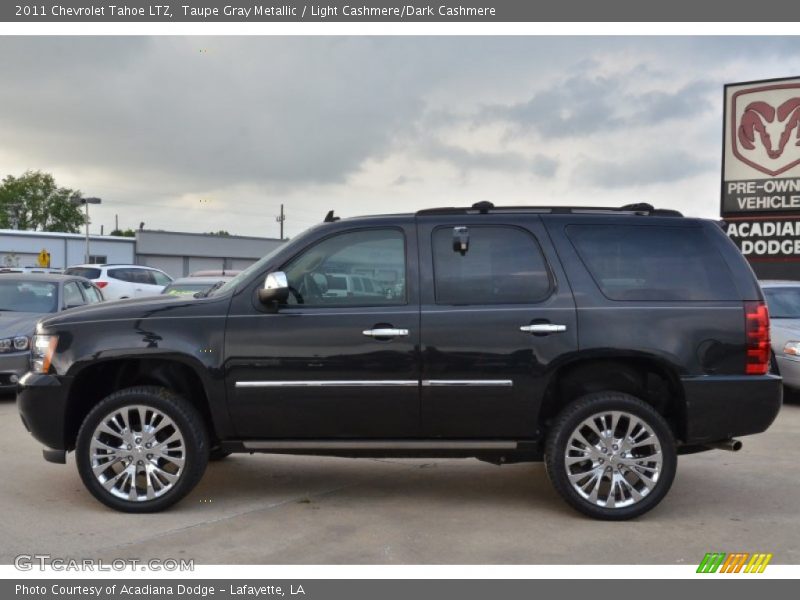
(545, 392, 677, 520)
(76, 386, 209, 513)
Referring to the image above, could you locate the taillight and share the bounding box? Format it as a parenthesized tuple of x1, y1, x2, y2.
(95, 281, 108, 289)
(745, 301, 770, 375)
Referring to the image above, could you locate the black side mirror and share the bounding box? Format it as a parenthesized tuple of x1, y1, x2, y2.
(258, 271, 290, 304)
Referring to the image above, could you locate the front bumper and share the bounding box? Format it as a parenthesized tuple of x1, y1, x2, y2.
(681, 374, 783, 444)
(0, 352, 31, 391)
(16, 371, 73, 452)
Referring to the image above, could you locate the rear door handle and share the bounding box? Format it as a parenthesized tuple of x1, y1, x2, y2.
(520, 324, 567, 334)
(363, 328, 409, 338)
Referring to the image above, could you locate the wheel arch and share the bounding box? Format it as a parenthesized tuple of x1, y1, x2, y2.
(538, 353, 687, 441)
(64, 354, 221, 451)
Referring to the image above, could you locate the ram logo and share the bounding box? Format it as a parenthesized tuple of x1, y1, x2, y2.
(732, 82, 800, 176)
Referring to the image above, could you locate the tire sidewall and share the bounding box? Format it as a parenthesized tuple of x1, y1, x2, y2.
(76, 386, 209, 513)
(546, 392, 677, 520)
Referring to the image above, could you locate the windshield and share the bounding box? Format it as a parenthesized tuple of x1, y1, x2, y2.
(0, 280, 58, 313)
(764, 287, 800, 318)
(209, 242, 289, 296)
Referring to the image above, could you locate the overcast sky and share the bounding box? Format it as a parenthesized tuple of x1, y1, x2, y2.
(1, 36, 799, 238)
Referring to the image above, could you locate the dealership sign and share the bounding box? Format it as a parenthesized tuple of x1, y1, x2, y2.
(723, 77, 800, 266)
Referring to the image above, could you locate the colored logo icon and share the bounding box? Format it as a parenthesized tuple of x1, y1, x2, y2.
(697, 552, 773, 573)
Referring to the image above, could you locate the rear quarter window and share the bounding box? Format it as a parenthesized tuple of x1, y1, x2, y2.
(65, 267, 101, 279)
(566, 224, 738, 301)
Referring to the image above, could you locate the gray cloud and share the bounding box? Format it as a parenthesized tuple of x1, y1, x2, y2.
(1, 37, 800, 235)
(577, 151, 716, 188)
(478, 71, 714, 139)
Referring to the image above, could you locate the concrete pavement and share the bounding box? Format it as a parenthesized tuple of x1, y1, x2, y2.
(1, 396, 798, 564)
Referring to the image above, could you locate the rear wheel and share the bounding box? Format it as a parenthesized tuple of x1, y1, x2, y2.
(545, 392, 677, 520)
(76, 386, 209, 512)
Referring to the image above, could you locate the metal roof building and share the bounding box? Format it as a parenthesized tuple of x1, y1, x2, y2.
(0, 229, 284, 278)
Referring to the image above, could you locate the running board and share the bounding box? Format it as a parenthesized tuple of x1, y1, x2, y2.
(241, 440, 520, 451)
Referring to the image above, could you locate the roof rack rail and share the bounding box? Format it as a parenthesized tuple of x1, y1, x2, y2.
(415, 201, 683, 217)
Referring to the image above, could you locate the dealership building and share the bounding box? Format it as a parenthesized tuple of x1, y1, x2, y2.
(0, 228, 284, 278)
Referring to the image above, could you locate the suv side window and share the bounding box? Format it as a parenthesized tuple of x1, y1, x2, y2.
(284, 229, 406, 306)
(432, 226, 551, 305)
(109, 268, 134, 282)
(566, 224, 738, 301)
(63, 281, 86, 308)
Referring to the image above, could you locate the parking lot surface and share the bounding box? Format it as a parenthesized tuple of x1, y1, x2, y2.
(1, 396, 799, 564)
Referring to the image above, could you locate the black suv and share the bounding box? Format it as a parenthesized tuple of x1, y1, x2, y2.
(17, 203, 782, 519)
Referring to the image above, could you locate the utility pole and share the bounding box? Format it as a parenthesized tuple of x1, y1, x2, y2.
(275, 204, 285, 240)
(71, 197, 102, 263)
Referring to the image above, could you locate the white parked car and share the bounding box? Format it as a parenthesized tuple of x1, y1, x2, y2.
(64, 264, 173, 300)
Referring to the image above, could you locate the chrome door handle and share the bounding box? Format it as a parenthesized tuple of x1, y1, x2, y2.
(520, 324, 567, 334)
(363, 328, 409, 337)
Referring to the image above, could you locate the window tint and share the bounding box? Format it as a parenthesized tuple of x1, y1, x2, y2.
(63, 282, 86, 308)
(80, 281, 103, 303)
(432, 226, 551, 305)
(284, 229, 406, 306)
(109, 268, 135, 282)
(566, 225, 738, 301)
(65, 267, 101, 279)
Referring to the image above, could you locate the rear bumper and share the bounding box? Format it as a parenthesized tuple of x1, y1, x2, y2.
(681, 374, 783, 444)
(16, 371, 73, 452)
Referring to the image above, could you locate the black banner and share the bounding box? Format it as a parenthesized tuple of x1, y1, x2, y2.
(4, 0, 800, 22)
(3, 579, 798, 600)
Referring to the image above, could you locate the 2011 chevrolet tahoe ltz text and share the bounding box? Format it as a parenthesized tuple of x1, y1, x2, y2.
(17, 202, 782, 519)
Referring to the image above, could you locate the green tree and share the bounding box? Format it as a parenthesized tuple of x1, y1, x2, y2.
(110, 228, 136, 237)
(0, 171, 86, 233)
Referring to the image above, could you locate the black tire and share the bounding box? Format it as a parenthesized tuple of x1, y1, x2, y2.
(545, 391, 677, 520)
(209, 446, 232, 461)
(76, 386, 209, 513)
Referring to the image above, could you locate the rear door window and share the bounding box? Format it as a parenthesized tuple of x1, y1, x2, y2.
(432, 226, 552, 305)
(566, 224, 738, 301)
(109, 268, 134, 282)
(63, 281, 87, 308)
(65, 267, 101, 280)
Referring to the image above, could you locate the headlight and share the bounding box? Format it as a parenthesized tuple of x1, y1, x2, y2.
(0, 336, 31, 352)
(31, 335, 58, 373)
(783, 341, 800, 357)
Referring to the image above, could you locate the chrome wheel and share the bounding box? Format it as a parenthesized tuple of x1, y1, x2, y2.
(89, 404, 186, 502)
(564, 410, 663, 509)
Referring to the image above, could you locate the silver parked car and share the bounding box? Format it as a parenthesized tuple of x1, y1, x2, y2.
(0, 273, 104, 392)
(761, 280, 800, 391)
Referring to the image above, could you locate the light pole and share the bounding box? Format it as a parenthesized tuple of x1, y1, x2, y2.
(71, 197, 102, 264)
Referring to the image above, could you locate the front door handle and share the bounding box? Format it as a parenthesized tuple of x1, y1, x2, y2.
(520, 324, 567, 334)
(363, 328, 409, 338)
